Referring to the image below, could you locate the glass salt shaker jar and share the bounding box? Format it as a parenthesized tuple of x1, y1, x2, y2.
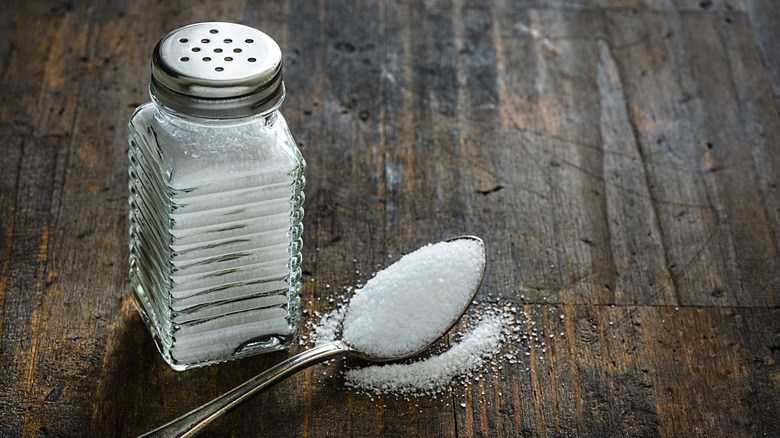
(127, 22, 305, 370)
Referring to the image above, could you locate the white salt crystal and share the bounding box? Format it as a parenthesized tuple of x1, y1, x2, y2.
(341, 239, 486, 358)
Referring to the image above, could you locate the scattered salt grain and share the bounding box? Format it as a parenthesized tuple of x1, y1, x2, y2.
(309, 306, 346, 347)
(341, 239, 486, 358)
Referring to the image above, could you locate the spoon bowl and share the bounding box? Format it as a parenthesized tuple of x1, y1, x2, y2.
(139, 235, 486, 438)
(347, 235, 486, 362)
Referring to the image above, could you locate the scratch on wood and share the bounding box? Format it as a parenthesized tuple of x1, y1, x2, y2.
(477, 375, 490, 437)
(476, 185, 504, 195)
(542, 308, 561, 435)
(593, 305, 619, 432)
(504, 128, 716, 210)
(525, 304, 547, 438)
(597, 37, 677, 305)
(37, 226, 48, 264)
(0, 200, 17, 343)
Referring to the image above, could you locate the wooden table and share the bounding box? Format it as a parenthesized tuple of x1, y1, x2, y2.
(2, 0, 778, 436)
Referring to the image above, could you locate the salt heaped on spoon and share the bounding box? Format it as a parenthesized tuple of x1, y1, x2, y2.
(340, 239, 486, 358)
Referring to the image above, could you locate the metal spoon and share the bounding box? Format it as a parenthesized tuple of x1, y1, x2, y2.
(139, 235, 486, 438)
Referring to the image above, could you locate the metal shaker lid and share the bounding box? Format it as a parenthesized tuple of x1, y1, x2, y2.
(150, 22, 285, 118)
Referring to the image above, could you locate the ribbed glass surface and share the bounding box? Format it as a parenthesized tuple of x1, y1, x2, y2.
(128, 104, 304, 369)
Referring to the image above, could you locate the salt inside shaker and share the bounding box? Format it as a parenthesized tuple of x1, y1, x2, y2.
(127, 22, 305, 370)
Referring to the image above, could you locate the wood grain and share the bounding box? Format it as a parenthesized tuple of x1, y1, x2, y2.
(0, 0, 778, 437)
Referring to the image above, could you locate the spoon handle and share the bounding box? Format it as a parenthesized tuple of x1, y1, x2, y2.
(138, 341, 354, 438)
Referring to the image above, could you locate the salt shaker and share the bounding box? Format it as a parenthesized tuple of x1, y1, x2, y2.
(127, 22, 305, 370)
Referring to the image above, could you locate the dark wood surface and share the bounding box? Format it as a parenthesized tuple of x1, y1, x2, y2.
(1, 0, 778, 437)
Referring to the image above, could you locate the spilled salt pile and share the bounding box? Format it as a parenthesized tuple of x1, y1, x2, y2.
(340, 239, 486, 358)
(344, 307, 511, 394)
(307, 300, 526, 396)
